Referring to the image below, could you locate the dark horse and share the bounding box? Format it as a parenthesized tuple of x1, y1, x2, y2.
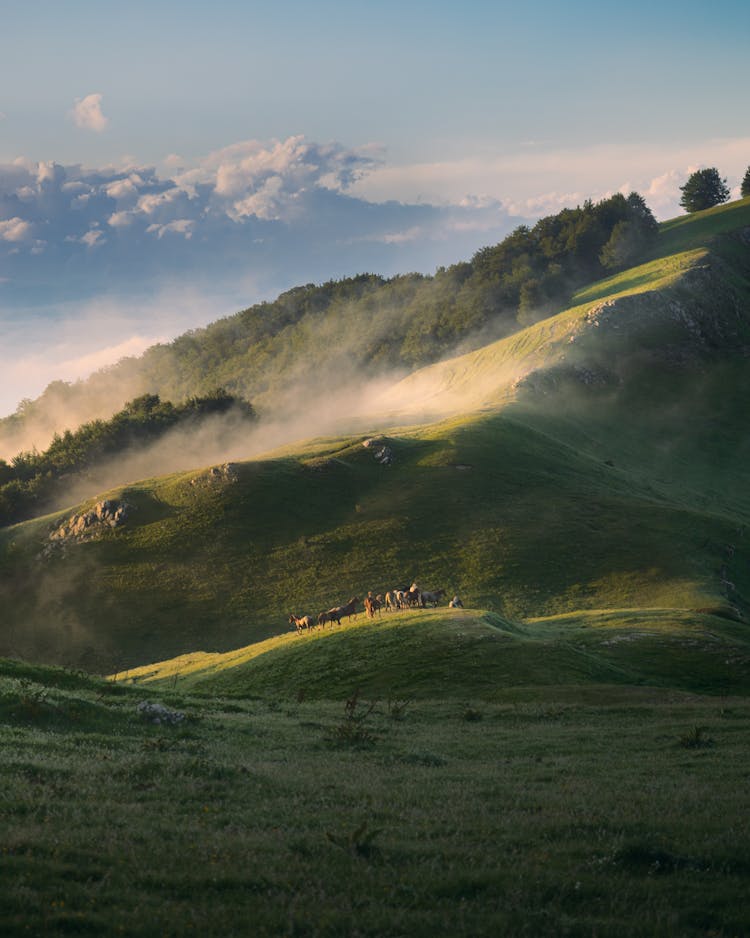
(332, 596, 360, 622)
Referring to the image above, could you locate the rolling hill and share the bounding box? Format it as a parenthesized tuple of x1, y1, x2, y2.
(1, 198, 750, 686)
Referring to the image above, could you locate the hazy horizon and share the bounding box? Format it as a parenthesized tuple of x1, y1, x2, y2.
(2, 0, 749, 417)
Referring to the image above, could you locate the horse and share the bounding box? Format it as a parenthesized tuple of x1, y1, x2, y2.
(332, 596, 360, 622)
(364, 594, 382, 618)
(404, 587, 421, 607)
(289, 613, 314, 633)
(420, 588, 445, 607)
(318, 609, 341, 628)
(448, 595, 464, 608)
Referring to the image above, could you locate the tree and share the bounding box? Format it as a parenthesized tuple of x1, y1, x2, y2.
(600, 192, 659, 270)
(741, 166, 750, 199)
(679, 168, 730, 213)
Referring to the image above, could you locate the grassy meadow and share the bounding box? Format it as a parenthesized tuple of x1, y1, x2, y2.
(2, 654, 750, 937)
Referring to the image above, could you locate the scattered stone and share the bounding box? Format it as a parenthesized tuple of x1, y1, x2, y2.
(362, 438, 393, 465)
(190, 463, 238, 486)
(137, 701, 186, 725)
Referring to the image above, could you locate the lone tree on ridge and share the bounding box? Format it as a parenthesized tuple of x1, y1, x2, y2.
(679, 168, 730, 213)
(741, 166, 750, 199)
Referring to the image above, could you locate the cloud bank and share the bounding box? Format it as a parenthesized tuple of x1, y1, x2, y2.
(0, 136, 524, 311)
(2, 132, 748, 418)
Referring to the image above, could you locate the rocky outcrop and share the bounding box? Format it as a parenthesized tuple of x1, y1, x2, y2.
(137, 701, 186, 725)
(516, 261, 750, 401)
(49, 499, 131, 543)
(362, 438, 394, 465)
(190, 463, 239, 486)
(39, 499, 132, 559)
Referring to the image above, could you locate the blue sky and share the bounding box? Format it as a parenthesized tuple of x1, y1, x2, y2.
(1, 0, 749, 416)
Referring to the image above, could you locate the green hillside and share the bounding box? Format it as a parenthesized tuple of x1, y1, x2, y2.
(117, 606, 750, 700)
(2, 200, 750, 937)
(1, 199, 750, 677)
(0, 191, 660, 452)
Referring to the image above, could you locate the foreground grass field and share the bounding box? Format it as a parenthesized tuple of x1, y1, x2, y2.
(1, 658, 749, 937)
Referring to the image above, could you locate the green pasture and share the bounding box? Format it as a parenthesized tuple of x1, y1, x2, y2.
(1, 398, 746, 673)
(1, 657, 749, 937)
(116, 606, 750, 701)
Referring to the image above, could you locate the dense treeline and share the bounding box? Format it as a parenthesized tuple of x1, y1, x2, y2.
(0, 390, 256, 526)
(129, 191, 657, 395)
(2, 191, 658, 441)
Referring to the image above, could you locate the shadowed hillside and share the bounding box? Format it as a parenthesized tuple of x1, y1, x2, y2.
(1, 199, 749, 674)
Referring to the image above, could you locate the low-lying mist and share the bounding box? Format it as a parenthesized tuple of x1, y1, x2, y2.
(39, 374, 408, 513)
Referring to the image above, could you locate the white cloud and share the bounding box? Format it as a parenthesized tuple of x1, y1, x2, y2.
(70, 93, 109, 132)
(0, 217, 32, 241)
(81, 229, 106, 248)
(107, 210, 134, 228)
(178, 135, 382, 221)
(145, 219, 194, 239)
(350, 136, 750, 220)
(104, 174, 144, 201)
(135, 187, 184, 214)
(37, 161, 64, 186)
(230, 175, 285, 220)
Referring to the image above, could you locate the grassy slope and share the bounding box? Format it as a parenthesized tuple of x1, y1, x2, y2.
(2, 203, 750, 936)
(2, 656, 750, 937)
(119, 606, 750, 701)
(1, 200, 750, 682)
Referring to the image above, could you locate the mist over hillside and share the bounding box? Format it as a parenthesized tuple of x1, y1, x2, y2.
(0, 192, 659, 464)
(1, 197, 749, 672)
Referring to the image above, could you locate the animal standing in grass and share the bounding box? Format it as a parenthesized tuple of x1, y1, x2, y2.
(420, 588, 446, 607)
(288, 614, 315, 634)
(317, 609, 341, 628)
(331, 596, 360, 622)
(384, 590, 400, 611)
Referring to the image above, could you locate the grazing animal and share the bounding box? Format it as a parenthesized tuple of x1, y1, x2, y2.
(404, 587, 421, 608)
(333, 596, 360, 621)
(317, 609, 341, 628)
(289, 613, 314, 633)
(448, 595, 464, 608)
(384, 590, 398, 611)
(420, 588, 445, 607)
(364, 594, 382, 618)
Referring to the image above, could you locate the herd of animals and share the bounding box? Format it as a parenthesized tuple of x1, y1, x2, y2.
(288, 584, 464, 634)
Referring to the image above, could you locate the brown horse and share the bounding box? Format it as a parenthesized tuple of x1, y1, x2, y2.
(288, 613, 314, 633)
(330, 596, 360, 622)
